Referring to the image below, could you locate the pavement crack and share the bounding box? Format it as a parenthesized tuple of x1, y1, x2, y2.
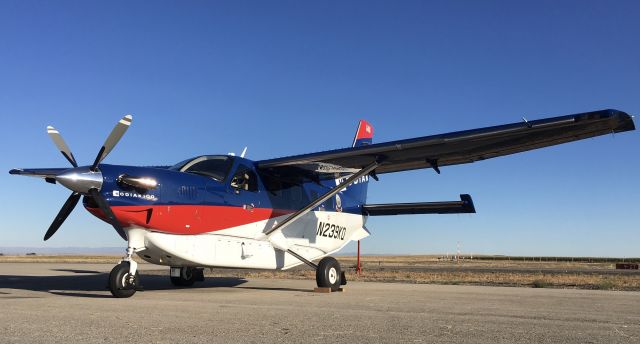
(613, 326, 635, 339)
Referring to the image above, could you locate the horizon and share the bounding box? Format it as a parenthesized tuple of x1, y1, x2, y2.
(2, 246, 639, 259)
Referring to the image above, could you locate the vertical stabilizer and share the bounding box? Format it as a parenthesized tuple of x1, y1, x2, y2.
(352, 120, 374, 147)
(342, 120, 375, 207)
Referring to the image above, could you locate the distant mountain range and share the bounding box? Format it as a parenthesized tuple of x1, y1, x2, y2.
(0, 247, 124, 255)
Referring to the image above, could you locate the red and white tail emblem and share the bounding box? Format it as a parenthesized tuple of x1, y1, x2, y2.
(352, 120, 374, 147)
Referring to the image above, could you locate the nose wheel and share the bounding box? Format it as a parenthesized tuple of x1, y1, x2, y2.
(108, 262, 139, 298)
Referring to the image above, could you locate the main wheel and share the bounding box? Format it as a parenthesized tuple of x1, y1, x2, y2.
(109, 262, 138, 298)
(170, 267, 197, 287)
(316, 257, 342, 291)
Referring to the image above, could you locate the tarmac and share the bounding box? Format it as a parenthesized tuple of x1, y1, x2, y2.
(1, 263, 639, 343)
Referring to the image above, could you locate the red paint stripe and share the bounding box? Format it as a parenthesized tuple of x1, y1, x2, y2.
(85, 205, 293, 235)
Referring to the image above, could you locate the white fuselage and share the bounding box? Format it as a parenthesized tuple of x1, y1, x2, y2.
(129, 211, 370, 270)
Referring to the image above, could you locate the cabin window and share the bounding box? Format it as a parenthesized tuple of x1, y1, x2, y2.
(230, 166, 258, 192)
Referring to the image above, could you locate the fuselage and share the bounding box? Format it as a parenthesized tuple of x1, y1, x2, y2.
(83, 155, 371, 269)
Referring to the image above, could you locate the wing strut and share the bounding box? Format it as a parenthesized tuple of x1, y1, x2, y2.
(265, 161, 379, 237)
(266, 161, 379, 266)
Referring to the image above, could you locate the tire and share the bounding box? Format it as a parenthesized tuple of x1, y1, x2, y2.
(316, 257, 342, 291)
(170, 267, 197, 287)
(109, 262, 138, 298)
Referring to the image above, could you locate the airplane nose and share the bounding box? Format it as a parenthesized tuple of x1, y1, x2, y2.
(55, 167, 103, 194)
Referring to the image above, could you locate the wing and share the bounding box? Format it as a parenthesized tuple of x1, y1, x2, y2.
(257, 109, 635, 174)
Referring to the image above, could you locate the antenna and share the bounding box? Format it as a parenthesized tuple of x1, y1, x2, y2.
(240, 147, 248, 158)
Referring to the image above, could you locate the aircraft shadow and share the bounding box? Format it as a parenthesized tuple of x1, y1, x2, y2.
(0, 271, 311, 298)
(51, 269, 102, 274)
(0, 272, 249, 298)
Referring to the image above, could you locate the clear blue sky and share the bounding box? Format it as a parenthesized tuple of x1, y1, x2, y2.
(1, 1, 638, 256)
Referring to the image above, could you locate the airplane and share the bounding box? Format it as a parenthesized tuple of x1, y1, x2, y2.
(9, 109, 635, 297)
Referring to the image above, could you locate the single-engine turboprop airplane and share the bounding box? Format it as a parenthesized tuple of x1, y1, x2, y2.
(9, 109, 635, 297)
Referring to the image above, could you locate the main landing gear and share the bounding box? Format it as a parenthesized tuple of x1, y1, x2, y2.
(170, 267, 204, 287)
(315, 257, 347, 292)
(288, 250, 347, 292)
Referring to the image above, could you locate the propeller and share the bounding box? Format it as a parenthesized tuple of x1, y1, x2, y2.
(88, 189, 128, 240)
(47, 126, 78, 167)
(37, 115, 133, 241)
(43, 192, 80, 241)
(91, 114, 132, 171)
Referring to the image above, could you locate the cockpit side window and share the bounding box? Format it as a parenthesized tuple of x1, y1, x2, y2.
(180, 156, 233, 182)
(230, 165, 258, 192)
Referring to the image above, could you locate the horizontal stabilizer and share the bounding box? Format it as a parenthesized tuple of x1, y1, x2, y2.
(363, 194, 475, 216)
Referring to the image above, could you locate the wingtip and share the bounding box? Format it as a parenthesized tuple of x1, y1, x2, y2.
(610, 109, 636, 132)
(119, 114, 133, 126)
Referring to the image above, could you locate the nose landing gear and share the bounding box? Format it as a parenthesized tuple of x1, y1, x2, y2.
(108, 261, 139, 298)
(108, 246, 141, 298)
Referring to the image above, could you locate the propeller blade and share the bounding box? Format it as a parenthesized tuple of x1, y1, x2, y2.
(88, 188, 127, 240)
(44, 192, 81, 241)
(91, 114, 132, 170)
(47, 126, 78, 167)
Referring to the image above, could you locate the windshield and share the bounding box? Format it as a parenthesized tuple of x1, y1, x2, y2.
(168, 158, 193, 171)
(169, 155, 234, 182)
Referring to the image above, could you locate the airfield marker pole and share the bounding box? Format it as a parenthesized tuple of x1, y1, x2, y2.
(356, 240, 362, 275)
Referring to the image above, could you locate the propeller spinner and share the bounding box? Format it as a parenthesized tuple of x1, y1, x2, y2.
(11, 115, 133, 241)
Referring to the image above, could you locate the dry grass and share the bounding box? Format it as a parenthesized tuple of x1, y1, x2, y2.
(344, 271, 640, 290)
(200, 268, 640, 291)
(340, 255, 619, 270)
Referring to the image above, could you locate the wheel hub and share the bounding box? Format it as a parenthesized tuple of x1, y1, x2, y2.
(120, 272, 135, 289)
(329, 267, 337, 284)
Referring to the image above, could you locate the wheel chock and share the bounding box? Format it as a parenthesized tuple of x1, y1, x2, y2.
(313, 287, 345, 293)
